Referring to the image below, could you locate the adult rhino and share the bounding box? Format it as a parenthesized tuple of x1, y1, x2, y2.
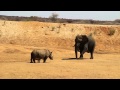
(30, 49, 53, 63)
(75, 33, 96, 59)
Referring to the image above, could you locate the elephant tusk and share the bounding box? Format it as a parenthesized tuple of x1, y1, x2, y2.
(78, 38, 82, 41)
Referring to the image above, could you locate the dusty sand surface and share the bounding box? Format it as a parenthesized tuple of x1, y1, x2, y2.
(0, 20, 120, 79)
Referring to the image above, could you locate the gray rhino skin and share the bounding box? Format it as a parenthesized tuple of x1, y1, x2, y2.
(30, 49, 53, 63)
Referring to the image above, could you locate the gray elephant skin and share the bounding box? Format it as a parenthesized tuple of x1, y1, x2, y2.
(75, 34, 96, 59)
(30, 49, 53, 63)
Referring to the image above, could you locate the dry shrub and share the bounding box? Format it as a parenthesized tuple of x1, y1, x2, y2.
(108, 28, 115, 36)
(9, 40, 16, 44)
(51, 27, 55, 31)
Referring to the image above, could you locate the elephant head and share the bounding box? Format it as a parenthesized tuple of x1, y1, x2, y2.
(75, 34, 88, 59)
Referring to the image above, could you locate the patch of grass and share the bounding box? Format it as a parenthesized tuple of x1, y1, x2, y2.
(93, 31, 97, 35)
(57, 25, 61, 29)
(63, 23, 66, 26)
(9, 40, 15, 44)
(71, 28, 74, 32)
(45, 32, 48, 35)
(2, 21, 6, 26)
(108, 28, 115, 36)
(56, 29, 60, 34)
(0, 30, 2, 37)
(51, 27, 55, 31)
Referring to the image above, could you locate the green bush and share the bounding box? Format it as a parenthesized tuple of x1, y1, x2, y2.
(108, 28, 115, 36)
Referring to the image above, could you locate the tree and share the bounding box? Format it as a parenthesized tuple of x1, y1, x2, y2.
(49, 12, 59, 22)
(114, 19, 120, 23)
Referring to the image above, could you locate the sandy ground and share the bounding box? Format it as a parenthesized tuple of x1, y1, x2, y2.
(0, 44, 120, 79)
(0, 20, 120, 79)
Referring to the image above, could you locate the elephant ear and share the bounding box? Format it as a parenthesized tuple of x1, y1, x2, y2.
(81, 35, 88, 44)
(75, 34, 82, 43)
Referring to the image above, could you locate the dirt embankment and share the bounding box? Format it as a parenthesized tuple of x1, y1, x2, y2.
(0, 20, 120, 53)
(0, 20, 120, 79)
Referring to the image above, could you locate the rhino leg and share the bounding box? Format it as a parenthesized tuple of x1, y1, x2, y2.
(38, 59, 40, 63)
(43, 57, 47, 63)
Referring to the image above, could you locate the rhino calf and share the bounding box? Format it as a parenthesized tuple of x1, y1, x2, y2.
(30, 49, 53, 63)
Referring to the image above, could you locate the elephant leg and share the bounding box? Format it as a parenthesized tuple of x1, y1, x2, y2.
(75, 51, 78, 59)
(30, 58, 33, 63)
(80, 54, 83, 59)
(90, 52, 93, 59)
(33, 59, 35, 63)
(81, 43, 88, 55)
(75, 44, 78, 59)
(80, 52, 83, 59)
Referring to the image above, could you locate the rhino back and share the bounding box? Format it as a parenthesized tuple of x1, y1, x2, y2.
(32, 49, 50, 58)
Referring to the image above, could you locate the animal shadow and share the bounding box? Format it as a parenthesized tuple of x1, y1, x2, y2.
(62, 57, 88, 60)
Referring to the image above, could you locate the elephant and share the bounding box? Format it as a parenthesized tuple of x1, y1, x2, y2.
(75, 33, 95, 59)
(30, 49, 53, 63)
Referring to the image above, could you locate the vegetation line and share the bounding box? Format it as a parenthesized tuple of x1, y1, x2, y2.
(0, 15, 120, 25)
